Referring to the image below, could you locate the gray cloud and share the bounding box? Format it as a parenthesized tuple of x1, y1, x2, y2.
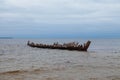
(0, 0, 120, 38)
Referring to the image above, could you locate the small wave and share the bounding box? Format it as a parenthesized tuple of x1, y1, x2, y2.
(0, 58, 16, 62)
(0, 69, 43, 75)
(0, 53, 4, 56)
(0, 66, 66, 75)
(0, 70, 27, 75)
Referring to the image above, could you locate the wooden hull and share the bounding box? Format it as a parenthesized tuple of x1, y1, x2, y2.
(27, 41, 91, 51)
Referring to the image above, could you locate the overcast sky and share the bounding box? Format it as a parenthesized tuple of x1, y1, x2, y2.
(0, 0, 120, 38)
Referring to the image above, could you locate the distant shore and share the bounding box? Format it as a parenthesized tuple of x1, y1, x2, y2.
(0, 37, 13, 39)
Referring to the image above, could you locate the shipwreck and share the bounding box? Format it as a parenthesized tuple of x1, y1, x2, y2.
(27, 40, 91, 51)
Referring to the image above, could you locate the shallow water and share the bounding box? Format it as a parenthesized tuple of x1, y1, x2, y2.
(0, 39, 120, 80)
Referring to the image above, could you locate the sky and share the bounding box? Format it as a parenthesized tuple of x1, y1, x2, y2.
(0, 0, 120, 38)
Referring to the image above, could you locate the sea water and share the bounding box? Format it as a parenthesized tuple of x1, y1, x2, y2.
(0, 39, 120, 80)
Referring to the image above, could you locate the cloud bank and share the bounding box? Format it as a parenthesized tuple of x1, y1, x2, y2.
(0, 0, 120, 38)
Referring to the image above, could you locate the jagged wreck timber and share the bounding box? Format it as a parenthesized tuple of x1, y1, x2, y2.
(27, 41, 91, 51)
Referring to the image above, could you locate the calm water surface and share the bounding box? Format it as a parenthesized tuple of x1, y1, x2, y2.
(0, 39, 120, 73)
